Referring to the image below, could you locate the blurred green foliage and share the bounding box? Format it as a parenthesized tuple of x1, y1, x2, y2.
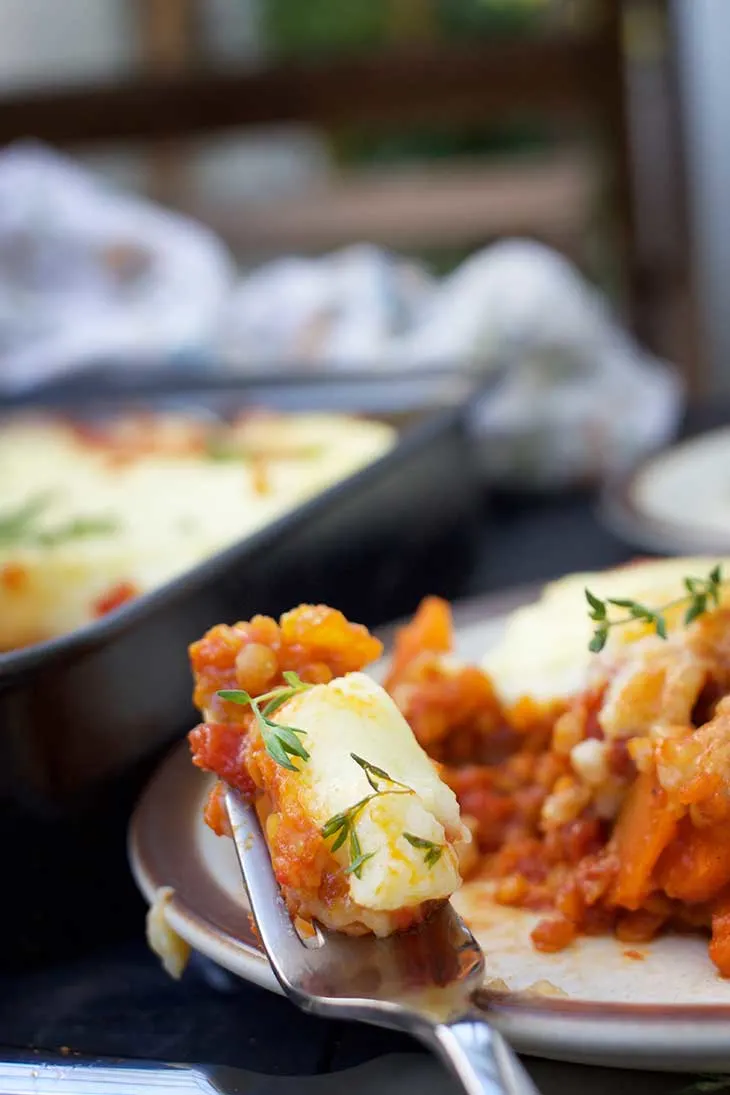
(262, 0, 551, 59)
(263, 0, 390, 57)
(333, 122, 549, 169)
(437, 0, 552, 37)
(262, 0, 553, 167)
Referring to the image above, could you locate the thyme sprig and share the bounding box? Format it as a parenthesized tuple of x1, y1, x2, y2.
(217, 671, 312, 771)
(586, 564, 725, 653)
(681, 1076, 730, 1094)
(322, 754, 446, 880)
(205, 436, 324, 462)
(0, 494, 50, 543)
(403, 832, 444, 868)
(0, 493, 117, 546)
(322, 797, 377, 879)
(321, 755, 413, 879)
(34, 515, 119, 545)
(351, 753, 411, 794)
(204, 438, 251, 462)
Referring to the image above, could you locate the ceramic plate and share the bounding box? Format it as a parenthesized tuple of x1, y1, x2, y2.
(129, 589, 730, 1072)
(600, 427, 730, 555)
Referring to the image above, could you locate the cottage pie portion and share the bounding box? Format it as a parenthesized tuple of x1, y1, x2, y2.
(0, 412, 393, 650)
(188, 557, 730, 975)
(188, 605, 470, 937)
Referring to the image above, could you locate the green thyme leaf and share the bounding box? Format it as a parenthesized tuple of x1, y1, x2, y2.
(322, 756, 416, 879)
(260, 692, 292, 717)
(273, 724, 309, 758)
(351, 755, 388, 792)
(709, 565, 723, 606)
(216, 675, 312, 771)
(403, 832, 444, 868)
(217, 689, 253, 705)
(681, 1076, 730, 1094)
(403, 833, 433, 849)
(322, 794, 374, 853)
(350, 753, 409, 792)
(588, 628, 608, 653)
(349, 826, 362, 862)
(282, 670, 306, 688)
(322, 810, 350, 840)
(344, 851, 376, 878)
(0, 493, 117, 547)
(204, 437, 249, 462)
(265, 734, 299, 772)
(587, 565, 728, 653)
(35, 515, 118, 546)
(259, 718, 309, 770)
(0, 493, 51, 542)
(585, 588, 606, 621)
(329, 824, 350, 853)
(685, 596, 706, 625)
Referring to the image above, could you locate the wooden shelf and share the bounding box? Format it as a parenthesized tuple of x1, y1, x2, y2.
(0, 35, 608, 146)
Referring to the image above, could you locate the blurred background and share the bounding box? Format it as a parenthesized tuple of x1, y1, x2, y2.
(6, 2, 730, 1064)
(0, 0, 716, 495)
(0, 0, 701, 384)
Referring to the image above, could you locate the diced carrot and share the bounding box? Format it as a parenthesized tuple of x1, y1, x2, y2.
(610, 769, 681, 910)
(531, 915, 577, 953)
(386, 596, 453, 685)
(656, 818, 730, 904)
(93, 580, 138, 617)
(1, 562, 27, 592)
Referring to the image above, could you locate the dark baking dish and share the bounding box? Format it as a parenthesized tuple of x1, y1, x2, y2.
(0, 374, 483, 809)
(0, 373, 488, 972)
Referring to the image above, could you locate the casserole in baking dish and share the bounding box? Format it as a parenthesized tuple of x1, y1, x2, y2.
(0, 410, 393, 650)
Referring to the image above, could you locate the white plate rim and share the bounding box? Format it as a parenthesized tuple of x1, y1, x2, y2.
(600, 427, 730, 555)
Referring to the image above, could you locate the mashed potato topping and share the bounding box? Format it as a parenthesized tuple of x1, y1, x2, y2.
(276, 673, 465, 914)
(188, 605, 469, 937)
(0, 413, 393, 650)
(482, 557, 730, 703)
(146, 887, 190, 980)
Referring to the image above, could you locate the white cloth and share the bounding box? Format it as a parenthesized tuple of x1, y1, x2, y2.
(221, 239, 683, 485)
(0, 145, 682, 486)
(0, 143, 235, 392)
(218, 244, 433, 369)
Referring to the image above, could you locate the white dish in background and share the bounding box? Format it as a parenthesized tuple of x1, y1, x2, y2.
(601, 426, 730, 554)
(129, 591, 730, 1073)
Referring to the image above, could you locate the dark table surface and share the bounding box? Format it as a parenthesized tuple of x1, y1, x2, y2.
(0, 402, 726, 1091)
